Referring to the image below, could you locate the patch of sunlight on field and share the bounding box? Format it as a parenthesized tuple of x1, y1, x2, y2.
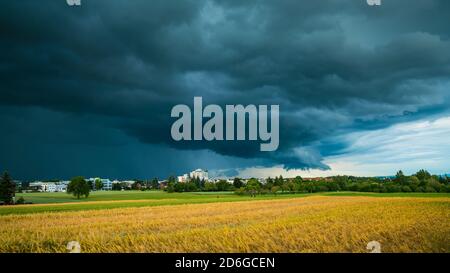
(0, 196, 449, 253)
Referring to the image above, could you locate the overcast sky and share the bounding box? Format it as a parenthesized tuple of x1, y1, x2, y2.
(1, 0, 449, 180)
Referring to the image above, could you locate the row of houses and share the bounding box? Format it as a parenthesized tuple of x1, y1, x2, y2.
(27, 178, 137, 192)
(21, 170, 326, 193)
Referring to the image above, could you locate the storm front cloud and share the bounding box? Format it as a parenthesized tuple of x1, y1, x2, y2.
(1, 0, 449, 179)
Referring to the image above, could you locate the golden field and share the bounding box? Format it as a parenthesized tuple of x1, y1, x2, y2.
(0, 196, 449, 253)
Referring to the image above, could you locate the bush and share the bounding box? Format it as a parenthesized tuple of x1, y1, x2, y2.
(387, 184, 401, 193)
(271, 186, 280, 195)
(401, 186, 412, 192)
(234, 187, 245, 195)
(316, 185, 329, 192)
(16, 196, 25, 204)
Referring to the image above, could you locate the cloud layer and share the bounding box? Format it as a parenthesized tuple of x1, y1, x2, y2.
(235, 116, 450, 178)
(1, 0, 449, 178)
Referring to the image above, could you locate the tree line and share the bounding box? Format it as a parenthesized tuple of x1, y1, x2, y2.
(234, 170, 450, 196)
(1, 169, 449, 204)
(163, 169, 450, 195)
(165, 176, 236, 193)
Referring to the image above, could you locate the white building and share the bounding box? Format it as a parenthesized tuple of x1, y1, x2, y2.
(29, 181, 67, 192)
(55, 183, 67, 192)
(29, 181, 46, 192)
(177, 169, 210, 183)
(190, 169, 209, 181)
(101, 179, 112, 190)
(47, 183, 57, 192)
(177, 174, 189, 183)
(87, 178, 113, 191)
(121, 180, 135, 189)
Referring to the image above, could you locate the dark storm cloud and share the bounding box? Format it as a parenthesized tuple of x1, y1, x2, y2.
(1, 0, 450, 177)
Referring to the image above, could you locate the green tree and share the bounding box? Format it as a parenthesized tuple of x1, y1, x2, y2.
(245, 178, 260, 197)
(204, 182, 217, 191)
(426, 178, 443, 192)
(166, 176, 176, 193)
(94, 178, 103, 191)
(334, 176, 349, 191)
(191, 177, 202, 190)
(87, 180, 94, 190)
(358, 181, 372, 192)
(132, 181, 142, 190)
(394, 170, 407, 185)
(287, 181, 297, 193)
(112, 183, 122, 191)
(386, 184, 401, 193)
(270, 186, 280, 195)
(233, 177, 244, 189)
(274, 176, 282, 187)
(216, 180, 232, 191)
(327, 182, 340, 191)
(445, 184, 450, 193)
(264, 177, 274, 190)
(401, 185, 412, 192)
(415, 169, 431, 182)
(408, 175, 420, 184)
(293, 176, 303, 185)
(67, 176, 90, 199)
(281, 182, 290, 193)
(177, 181, 194, 192)
(150, 178, 159, 189)
(234, 187, 245, 195)
(0, 172, 16, 204)
(16, 196, 25, 204)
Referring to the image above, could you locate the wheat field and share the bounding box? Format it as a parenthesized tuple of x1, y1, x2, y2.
(0, 196, 449, 253)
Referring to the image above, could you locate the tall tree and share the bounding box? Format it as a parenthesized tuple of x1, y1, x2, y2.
(67, 176, 90, 199)
(0, 171, 16, 204)
(216, 180, 231, 191)
(94, 178, 103, 191)
(150, 178, 159, 189)
(233, 177, 244, 188)
(274, 176, 283, 187)
(87, 180, 94, 190)
(294, 176, 303, 184)
(394, 170, 407, 185)
(265, 177, 274, 189)
(166, 176, 176, 193)
(415, 169, 431, 182)
(245, 178, 260, 197)
(132, 181, 142, 190)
